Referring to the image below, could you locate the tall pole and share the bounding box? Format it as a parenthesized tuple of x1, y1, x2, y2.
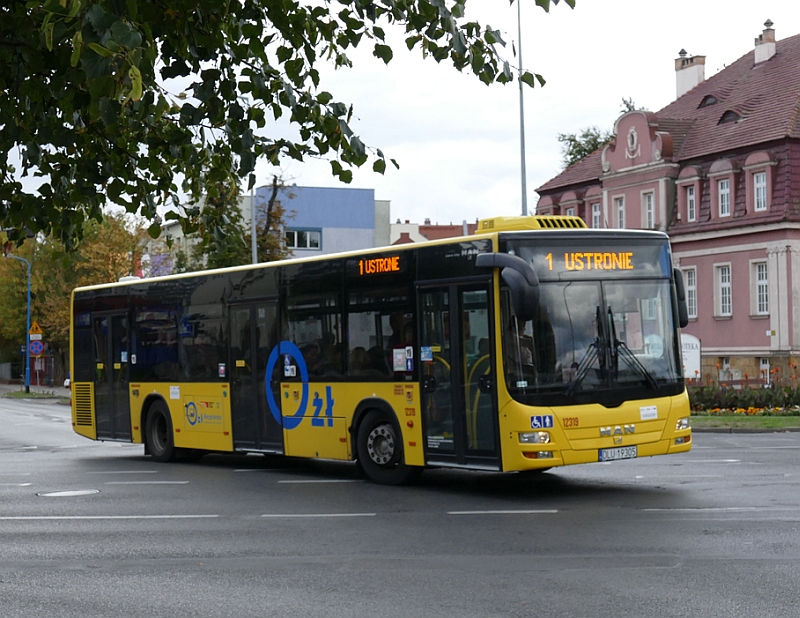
(517, 0, 528, 216)
(251, 184, 258, 264)
(5, 254, 31, 393)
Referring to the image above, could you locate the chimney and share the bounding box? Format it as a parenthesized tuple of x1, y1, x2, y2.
(674, 49, 706, 99)
(754, 20, 776, 64)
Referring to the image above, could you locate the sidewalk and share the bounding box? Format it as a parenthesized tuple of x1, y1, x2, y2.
(0, 382, 71, 398)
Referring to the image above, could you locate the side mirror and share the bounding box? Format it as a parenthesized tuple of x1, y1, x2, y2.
(476, 252, 540, 321)
(673, 268, 689, 328)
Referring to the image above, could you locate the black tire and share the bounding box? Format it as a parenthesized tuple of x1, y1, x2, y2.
(145, 400, 176, 463)
(356, 410, 422, 485)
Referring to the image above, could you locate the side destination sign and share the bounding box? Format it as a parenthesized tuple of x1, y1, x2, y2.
(358, 255, 401, 276)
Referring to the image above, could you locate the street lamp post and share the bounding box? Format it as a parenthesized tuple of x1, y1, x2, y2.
(517, 0, 528, 216)
(4, 253, 31, 393)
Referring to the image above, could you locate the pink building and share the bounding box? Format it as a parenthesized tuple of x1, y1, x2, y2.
(535, 21, 800, 384)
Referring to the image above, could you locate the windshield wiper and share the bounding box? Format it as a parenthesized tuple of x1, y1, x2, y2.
(565, 339, 600, 396)
(607, 307, 658, 389)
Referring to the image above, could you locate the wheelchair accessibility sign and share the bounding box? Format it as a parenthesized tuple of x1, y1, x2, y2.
(530, 415, 554, 429)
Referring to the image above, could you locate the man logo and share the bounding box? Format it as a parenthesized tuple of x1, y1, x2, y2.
(600, 425, 635, 437)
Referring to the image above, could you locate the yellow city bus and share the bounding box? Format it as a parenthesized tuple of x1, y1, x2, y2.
(70, 215, 692, 484)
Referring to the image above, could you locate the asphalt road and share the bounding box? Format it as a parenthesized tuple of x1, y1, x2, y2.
(2, 394, 800, 618)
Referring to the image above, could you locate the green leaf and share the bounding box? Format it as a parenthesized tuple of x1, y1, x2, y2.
(44, 22, 54, 51)
(372, 158, 386, 174)
(87, 43, 115, 58)
(373, 44, 393, 64)
(70, 30, 82, 67)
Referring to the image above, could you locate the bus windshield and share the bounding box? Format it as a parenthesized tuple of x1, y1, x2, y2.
(502, 277, 682, 404)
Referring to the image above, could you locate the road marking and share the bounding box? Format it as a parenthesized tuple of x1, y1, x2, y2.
(634, 475, 723, 479)
(683, 459, 740, 463)
(447, 510, 558, 515)
(261, 513, 376, 518)
(0, 483, 32, 487)
(87, 470, 159, 475)
(0, 515, 220, 521)
(103, 481, 189, 485)
(277, 479, 363, 484)
(643, 506, 800, 513)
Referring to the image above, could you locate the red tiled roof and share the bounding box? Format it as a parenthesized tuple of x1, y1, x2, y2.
(536, 31, 800, 194)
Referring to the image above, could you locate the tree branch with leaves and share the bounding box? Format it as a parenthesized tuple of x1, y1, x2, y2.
(1, 0, 574, 249)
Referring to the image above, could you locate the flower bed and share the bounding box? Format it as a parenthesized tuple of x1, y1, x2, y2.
(688, 382, 800, 416)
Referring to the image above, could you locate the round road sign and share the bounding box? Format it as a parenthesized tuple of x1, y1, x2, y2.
(29, 340, 44, 356)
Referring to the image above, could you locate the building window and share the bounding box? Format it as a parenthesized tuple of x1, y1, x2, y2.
(718, 179, 730, 217)
(760, 357, 771, 385)
(565, 207, 575, 217)
(753, 261, 769, 315)
(753, 171, 767, 212)
(641, 298, 658, 321)
(686, 185, 696, 222)
(643, 192, 655, 229)
(591, 203, 601, 228)
(614, 196, 625, 228)
(683, 268, 697, 319)
(716, 264, 732, 317)
(285, 229, 321, 250)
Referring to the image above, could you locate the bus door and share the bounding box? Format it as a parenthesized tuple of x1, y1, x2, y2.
(418, 284, 499, 468)
(93, 312, 132, 441)
(229, 301, 283, 452)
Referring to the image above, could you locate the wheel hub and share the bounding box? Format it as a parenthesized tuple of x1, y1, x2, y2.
(366, 424, 396, 465)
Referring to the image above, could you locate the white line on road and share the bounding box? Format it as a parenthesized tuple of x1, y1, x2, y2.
(634, 475, 724, 479)
(86, 470, 159, 475)
(682, 459, 740, 463)
(103, 481, 189, 485)
(277, 479, 363, 484)
(0, 483, 32, 487)
(643, 506, 800, 512)
(0, 515, 220, 520)
(261, 513, 376, 518)
(447, 510, 559, 515)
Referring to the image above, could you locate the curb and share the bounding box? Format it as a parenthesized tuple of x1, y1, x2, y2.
(692, 426, 800, 433)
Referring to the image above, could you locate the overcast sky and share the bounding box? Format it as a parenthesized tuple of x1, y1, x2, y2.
(255, 0, 797, 226)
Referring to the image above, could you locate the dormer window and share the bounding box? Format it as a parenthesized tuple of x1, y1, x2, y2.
(719, 110, 742, 124)
(699, 94, 718, 107)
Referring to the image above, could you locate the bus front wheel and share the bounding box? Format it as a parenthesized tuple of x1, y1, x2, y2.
(145, 401, 176, 463)
(356, 410, 421, 485)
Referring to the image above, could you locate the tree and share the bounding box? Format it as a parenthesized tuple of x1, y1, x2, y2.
(557, 97, 643, 169)
(189, 180, 251, 270)
(0, 212, 155, 377)
(1, 0, 574, 250)
(249, 176, 293, 264)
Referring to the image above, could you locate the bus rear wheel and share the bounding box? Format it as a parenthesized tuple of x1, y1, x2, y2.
(145, 401, 176, 463)
(356, 410, 421, 485)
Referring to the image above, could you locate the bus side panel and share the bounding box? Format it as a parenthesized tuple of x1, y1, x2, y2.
(71, 382, 97, 440)
(280, 382, 425, 465)
(131, 383, 234, 453)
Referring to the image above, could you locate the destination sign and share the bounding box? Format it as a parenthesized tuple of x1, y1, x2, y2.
(504, 238, 671, 280)
(358, 255, 401, 276)
(546, 251, 634, 272)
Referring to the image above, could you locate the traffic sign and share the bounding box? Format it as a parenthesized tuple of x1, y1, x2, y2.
(29, 321, 43, 336)
(29, 340, 44, 357)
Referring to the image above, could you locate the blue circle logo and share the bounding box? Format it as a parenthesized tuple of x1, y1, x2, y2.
(265, 341, 309, 430)
(185, 402, 199, 426)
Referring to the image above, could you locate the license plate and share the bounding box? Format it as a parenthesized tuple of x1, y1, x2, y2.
(598, 446, 638, 462)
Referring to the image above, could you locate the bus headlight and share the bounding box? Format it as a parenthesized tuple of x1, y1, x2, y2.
(520, 431, 550, 444)
(676, 417, 690, 431)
